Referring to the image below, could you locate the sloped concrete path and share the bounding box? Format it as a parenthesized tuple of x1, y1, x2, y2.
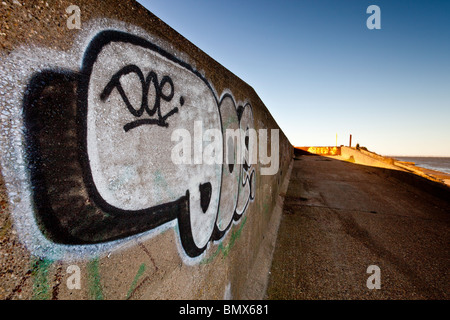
(266, 155, 450, 299)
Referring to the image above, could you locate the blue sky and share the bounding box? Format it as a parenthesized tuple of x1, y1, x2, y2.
(136, 0, 450, 156)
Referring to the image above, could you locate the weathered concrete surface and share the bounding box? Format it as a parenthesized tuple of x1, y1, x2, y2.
(266, 154, 450, 299)
(0, 0, 293, 299)
(338, 146, 399, 170)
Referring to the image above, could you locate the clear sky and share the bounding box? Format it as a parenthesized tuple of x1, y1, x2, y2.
(136, 0, 450, 157)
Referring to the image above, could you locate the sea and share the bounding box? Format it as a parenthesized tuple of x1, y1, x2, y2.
(392, 157, 450, 175)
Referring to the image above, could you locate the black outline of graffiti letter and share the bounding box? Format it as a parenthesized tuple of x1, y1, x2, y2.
(100, 64, 179, 132)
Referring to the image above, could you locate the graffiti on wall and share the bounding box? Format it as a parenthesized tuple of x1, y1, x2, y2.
(1, 29, 255, 260)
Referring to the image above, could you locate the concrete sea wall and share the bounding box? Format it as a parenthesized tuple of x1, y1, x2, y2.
(339, 147, 398, 170)
(0, 0, 293, 299)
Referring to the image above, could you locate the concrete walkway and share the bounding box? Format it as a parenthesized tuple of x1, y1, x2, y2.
(266, 154, 450, 299)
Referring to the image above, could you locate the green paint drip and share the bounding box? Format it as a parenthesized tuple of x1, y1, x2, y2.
(126, 263, 146, 299)
(31, 258, 53, 300)
(201, 216, 247, 264)
(202, 243, 224, 265)
(227, 216, 247, 253)
(87, 258, 104, 300)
